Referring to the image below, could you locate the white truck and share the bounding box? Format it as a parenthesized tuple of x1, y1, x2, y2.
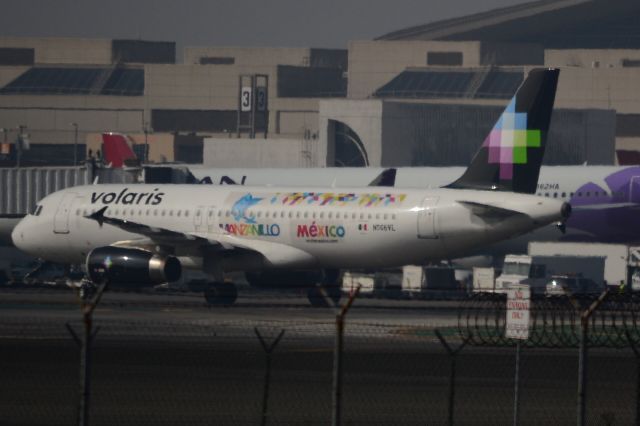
(493, 252, 606, 294)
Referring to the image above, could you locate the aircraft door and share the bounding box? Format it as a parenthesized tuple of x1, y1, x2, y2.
(417, 197, 438, 239)
(206, 206, 218, 233)
(194, 206, 205, 232)
(53, 192, 77, 234)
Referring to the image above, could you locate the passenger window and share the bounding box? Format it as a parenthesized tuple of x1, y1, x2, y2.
(177, 210, 181, 217)
(561, 192, 566, 198)
(288, 211, 293, 218)
(320, 212, 324, 219)
(392, 214, 396, 220)
(375, 213, 380, 219)
(281, 211, 285, 218)
(75, 209, 81, 216)
(383, 213, 388, 220)
(153, 210, 158, 216)
(185, 211, 190, 217)
(359, 213, 364, 220)
(312, 212, 317, 219)
(304, 212, 308, 219)
(328, 212, 332, 219)
(257, 211, 262, 218)
(553, 193, 557, 198)
(368, 213, 372, 219)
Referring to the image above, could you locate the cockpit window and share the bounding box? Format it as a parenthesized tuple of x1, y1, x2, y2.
(31, 205, 43, 216)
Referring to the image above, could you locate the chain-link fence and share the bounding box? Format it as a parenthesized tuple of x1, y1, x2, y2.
(2, 292, 640, 425)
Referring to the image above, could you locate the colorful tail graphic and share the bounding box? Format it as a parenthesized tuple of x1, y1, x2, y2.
(101, 133, 138, 168)
(446, 68, 559, 194)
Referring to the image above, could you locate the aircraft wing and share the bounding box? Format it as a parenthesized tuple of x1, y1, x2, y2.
(458, 200, 527, 221)
(87, 206, 216, 247)
(86, 207, 315, 267)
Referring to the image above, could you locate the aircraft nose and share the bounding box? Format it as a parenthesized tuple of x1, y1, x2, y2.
(11, 218, 27, 250)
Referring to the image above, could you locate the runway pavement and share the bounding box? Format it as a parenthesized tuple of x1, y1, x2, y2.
(0, 287, 637, 425)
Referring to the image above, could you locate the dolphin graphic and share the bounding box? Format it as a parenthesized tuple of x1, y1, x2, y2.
(231, 194, 263, 223)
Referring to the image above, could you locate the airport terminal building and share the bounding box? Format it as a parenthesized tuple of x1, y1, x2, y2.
(0, 0, 639, 172)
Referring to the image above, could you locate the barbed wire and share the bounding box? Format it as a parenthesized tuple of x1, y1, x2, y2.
(457, 292, 640, 348)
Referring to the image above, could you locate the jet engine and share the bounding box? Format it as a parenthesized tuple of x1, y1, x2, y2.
(86, 246, 181, 286)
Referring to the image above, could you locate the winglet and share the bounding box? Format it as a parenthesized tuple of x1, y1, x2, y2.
(87, 206, 108, 226)
(368, 168, 397, 187)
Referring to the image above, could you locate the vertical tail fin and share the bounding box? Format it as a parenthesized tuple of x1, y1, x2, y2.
(446, 68, 559, 194)
(101, 132, 138, 168)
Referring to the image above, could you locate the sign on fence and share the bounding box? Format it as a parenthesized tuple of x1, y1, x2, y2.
(506, 285, 530, 340)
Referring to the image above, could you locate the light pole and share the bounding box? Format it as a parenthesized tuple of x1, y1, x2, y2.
(143, 122, 151, 163)
(0, 128, 7, 156)
(71, 122, 78, 166)
(16, 125, 26, 168)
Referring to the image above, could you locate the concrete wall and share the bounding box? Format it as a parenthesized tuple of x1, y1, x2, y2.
(0, 105, 144, 145)
(0, 66, 29, 87)
(184, 47, 312, 67)
(319, 99, 383, 166)
(0, 37, 112, 65)
(546, 49, 640, 69)
(347, 40, 483, 99)
(202, 137, 322, 168)
(320, 98, 616, 167)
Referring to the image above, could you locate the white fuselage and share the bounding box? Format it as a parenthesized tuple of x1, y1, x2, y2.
(190, 165, 640, 245)
(12, 184, 565, 272)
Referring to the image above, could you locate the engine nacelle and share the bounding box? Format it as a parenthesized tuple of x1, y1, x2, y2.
(86, 247, 181, 286)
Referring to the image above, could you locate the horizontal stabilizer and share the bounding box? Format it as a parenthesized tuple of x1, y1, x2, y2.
(458, 200, 525, 221)
(571, 202, 640, 211)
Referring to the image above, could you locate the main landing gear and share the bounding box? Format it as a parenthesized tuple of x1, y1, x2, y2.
(307, 269, 342, 307)
(204, 281, 238, 306)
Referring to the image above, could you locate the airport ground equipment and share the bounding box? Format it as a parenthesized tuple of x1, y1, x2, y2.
(528, 242, 640, 289)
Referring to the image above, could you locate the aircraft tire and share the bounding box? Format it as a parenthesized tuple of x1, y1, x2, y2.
(307, 286, 329, 308)
(306, 285, 341, 307)
(204, 282, 238, 306)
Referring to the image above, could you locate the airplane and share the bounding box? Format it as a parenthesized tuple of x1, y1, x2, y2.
(101, 133, 640, 245)
(190, 165, 640, 243)
(11, 68, 567, 305)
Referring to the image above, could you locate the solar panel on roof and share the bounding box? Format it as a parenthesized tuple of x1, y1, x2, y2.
(374, 69, 523, 100)
(0, 67, 144, 96)
(475, 71, 523, 99)
(375, 70, 475, 98)
(101, 69, 144, 96)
